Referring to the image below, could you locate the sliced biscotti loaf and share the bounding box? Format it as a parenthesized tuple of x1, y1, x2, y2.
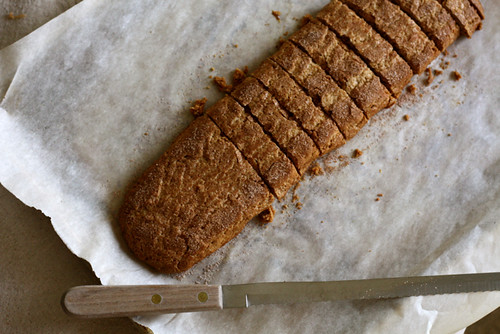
(207, 96, 300, 199)
(391, 0, 460, 51)
(271, 41, 367, 140)
(120, 0, 485, 274)
(252, 59, 345, 155)
(289, 21, 393, 118)
(317, 0, 413, 97)
(341, 0, 440, 74)
(119, 115, 274, 273)
(232, 77, 320, 175)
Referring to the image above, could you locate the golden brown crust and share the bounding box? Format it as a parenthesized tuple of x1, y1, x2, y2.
(119, 115, 273, 273)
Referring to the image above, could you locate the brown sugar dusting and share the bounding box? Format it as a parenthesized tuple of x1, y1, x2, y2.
(308, 162, 324, 177)
(452, 71, 462, 81)
(233, 68, 247, 86)
(258, 206, 275, 224)
(189, 97, 208, 117)
(272, 10, 281, 22)
(213, 76, 233, 93)
(352, 149, 363, 158)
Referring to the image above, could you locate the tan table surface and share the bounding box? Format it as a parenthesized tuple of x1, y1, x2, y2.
(0, 1, 497, 333)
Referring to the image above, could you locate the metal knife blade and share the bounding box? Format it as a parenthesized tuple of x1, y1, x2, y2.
(62, 272, 500, 317)
(222, 272, 500, 308)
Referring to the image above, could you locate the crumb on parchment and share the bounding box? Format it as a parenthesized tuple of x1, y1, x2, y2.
(452, 71, 462, 81)
(7, 12, 25, 20)
(189, 97, 208, 117)
(425, 68, 434, 86)
(259, 206, 275, 224)
(213, 76, 233, 93)
(272, 10, 281, 22)
(407, 84, 417, 94)
(352, 149, 363, 158)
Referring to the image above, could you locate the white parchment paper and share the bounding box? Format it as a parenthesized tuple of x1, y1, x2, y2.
(1, 0, 499, 333)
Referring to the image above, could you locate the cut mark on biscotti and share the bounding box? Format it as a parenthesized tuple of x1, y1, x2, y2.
(267, 58, 347, 141)
(270, 43, 367, 140)
(316, 0, 413, 97)
(339, 0, 440, 74)
(387, 0, 460, 51)
(468, 0, 484, 20)
(232, 77, 320, 175)
(436, 0, 482, 38)
(251, 60, 345, 155)
(289, 21, 392, 119)
(206, 96, 299, 199)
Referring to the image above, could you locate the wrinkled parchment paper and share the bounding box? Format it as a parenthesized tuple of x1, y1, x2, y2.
(1, 0, 499, 333)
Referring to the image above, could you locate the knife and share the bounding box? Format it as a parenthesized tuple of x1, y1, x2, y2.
(62, 272, 500, 318)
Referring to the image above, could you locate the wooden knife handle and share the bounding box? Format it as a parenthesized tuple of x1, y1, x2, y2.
(62, 285, 223, 318)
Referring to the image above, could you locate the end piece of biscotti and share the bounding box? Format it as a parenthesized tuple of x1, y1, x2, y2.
(119, 115, 274, 273)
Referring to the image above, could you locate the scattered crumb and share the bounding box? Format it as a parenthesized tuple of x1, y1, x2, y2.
(452, 70, 462, 81)
(406, 84, 417, 94)
(272, 10, 281, 22)
(282, 204, 288, 210)
(189, 97, 208, 117)
(232, 68, 247, 86)
(379, 169, 382, 173)
(447, 133, 452, 137)
(213, 76, 233, 93)
(320, 220, 324, 224)
(208, 75, 213, 79)
(352, 149, 363, 158)
(7, 12, 25, 20)
(283, 31, 289, 36)
(295, 202, 303, 210)
(375, 198, 380, 202)
(209, 67, 215, 72)
(443, 49, 449, 56)
(144, 132, 149, 136)
(434, 69, 443, 76)
(440, 60, 450, 70)
(301, 14, 313, 27)
(452, 54, 458, 58)
(425, 68, 434, 86)
(309, 162, 323, 176)
(233, 44, 239, 48)
(258, 206, 275, 224)
(403, 114, 410, 121)
(292, 194, 299, 203)
(377, 193, 383, 197)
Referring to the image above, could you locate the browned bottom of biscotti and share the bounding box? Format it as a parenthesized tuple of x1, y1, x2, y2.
(119, 115, 274, 273)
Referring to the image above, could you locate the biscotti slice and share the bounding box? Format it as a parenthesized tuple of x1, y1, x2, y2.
(469, 0, 485, 19)
(341, 0, 440, 74)
(119, 115, 274, 273)
(252, 59, 345, 155)
(207, 96, 300, 199)
(391, 0, 460, 51)
(317, 0, 413, 96)
(290, 21, 392, 118)
(232, 77, 320, 175)
(438, 0, 482, 37)
(271, 41, 367, 139)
